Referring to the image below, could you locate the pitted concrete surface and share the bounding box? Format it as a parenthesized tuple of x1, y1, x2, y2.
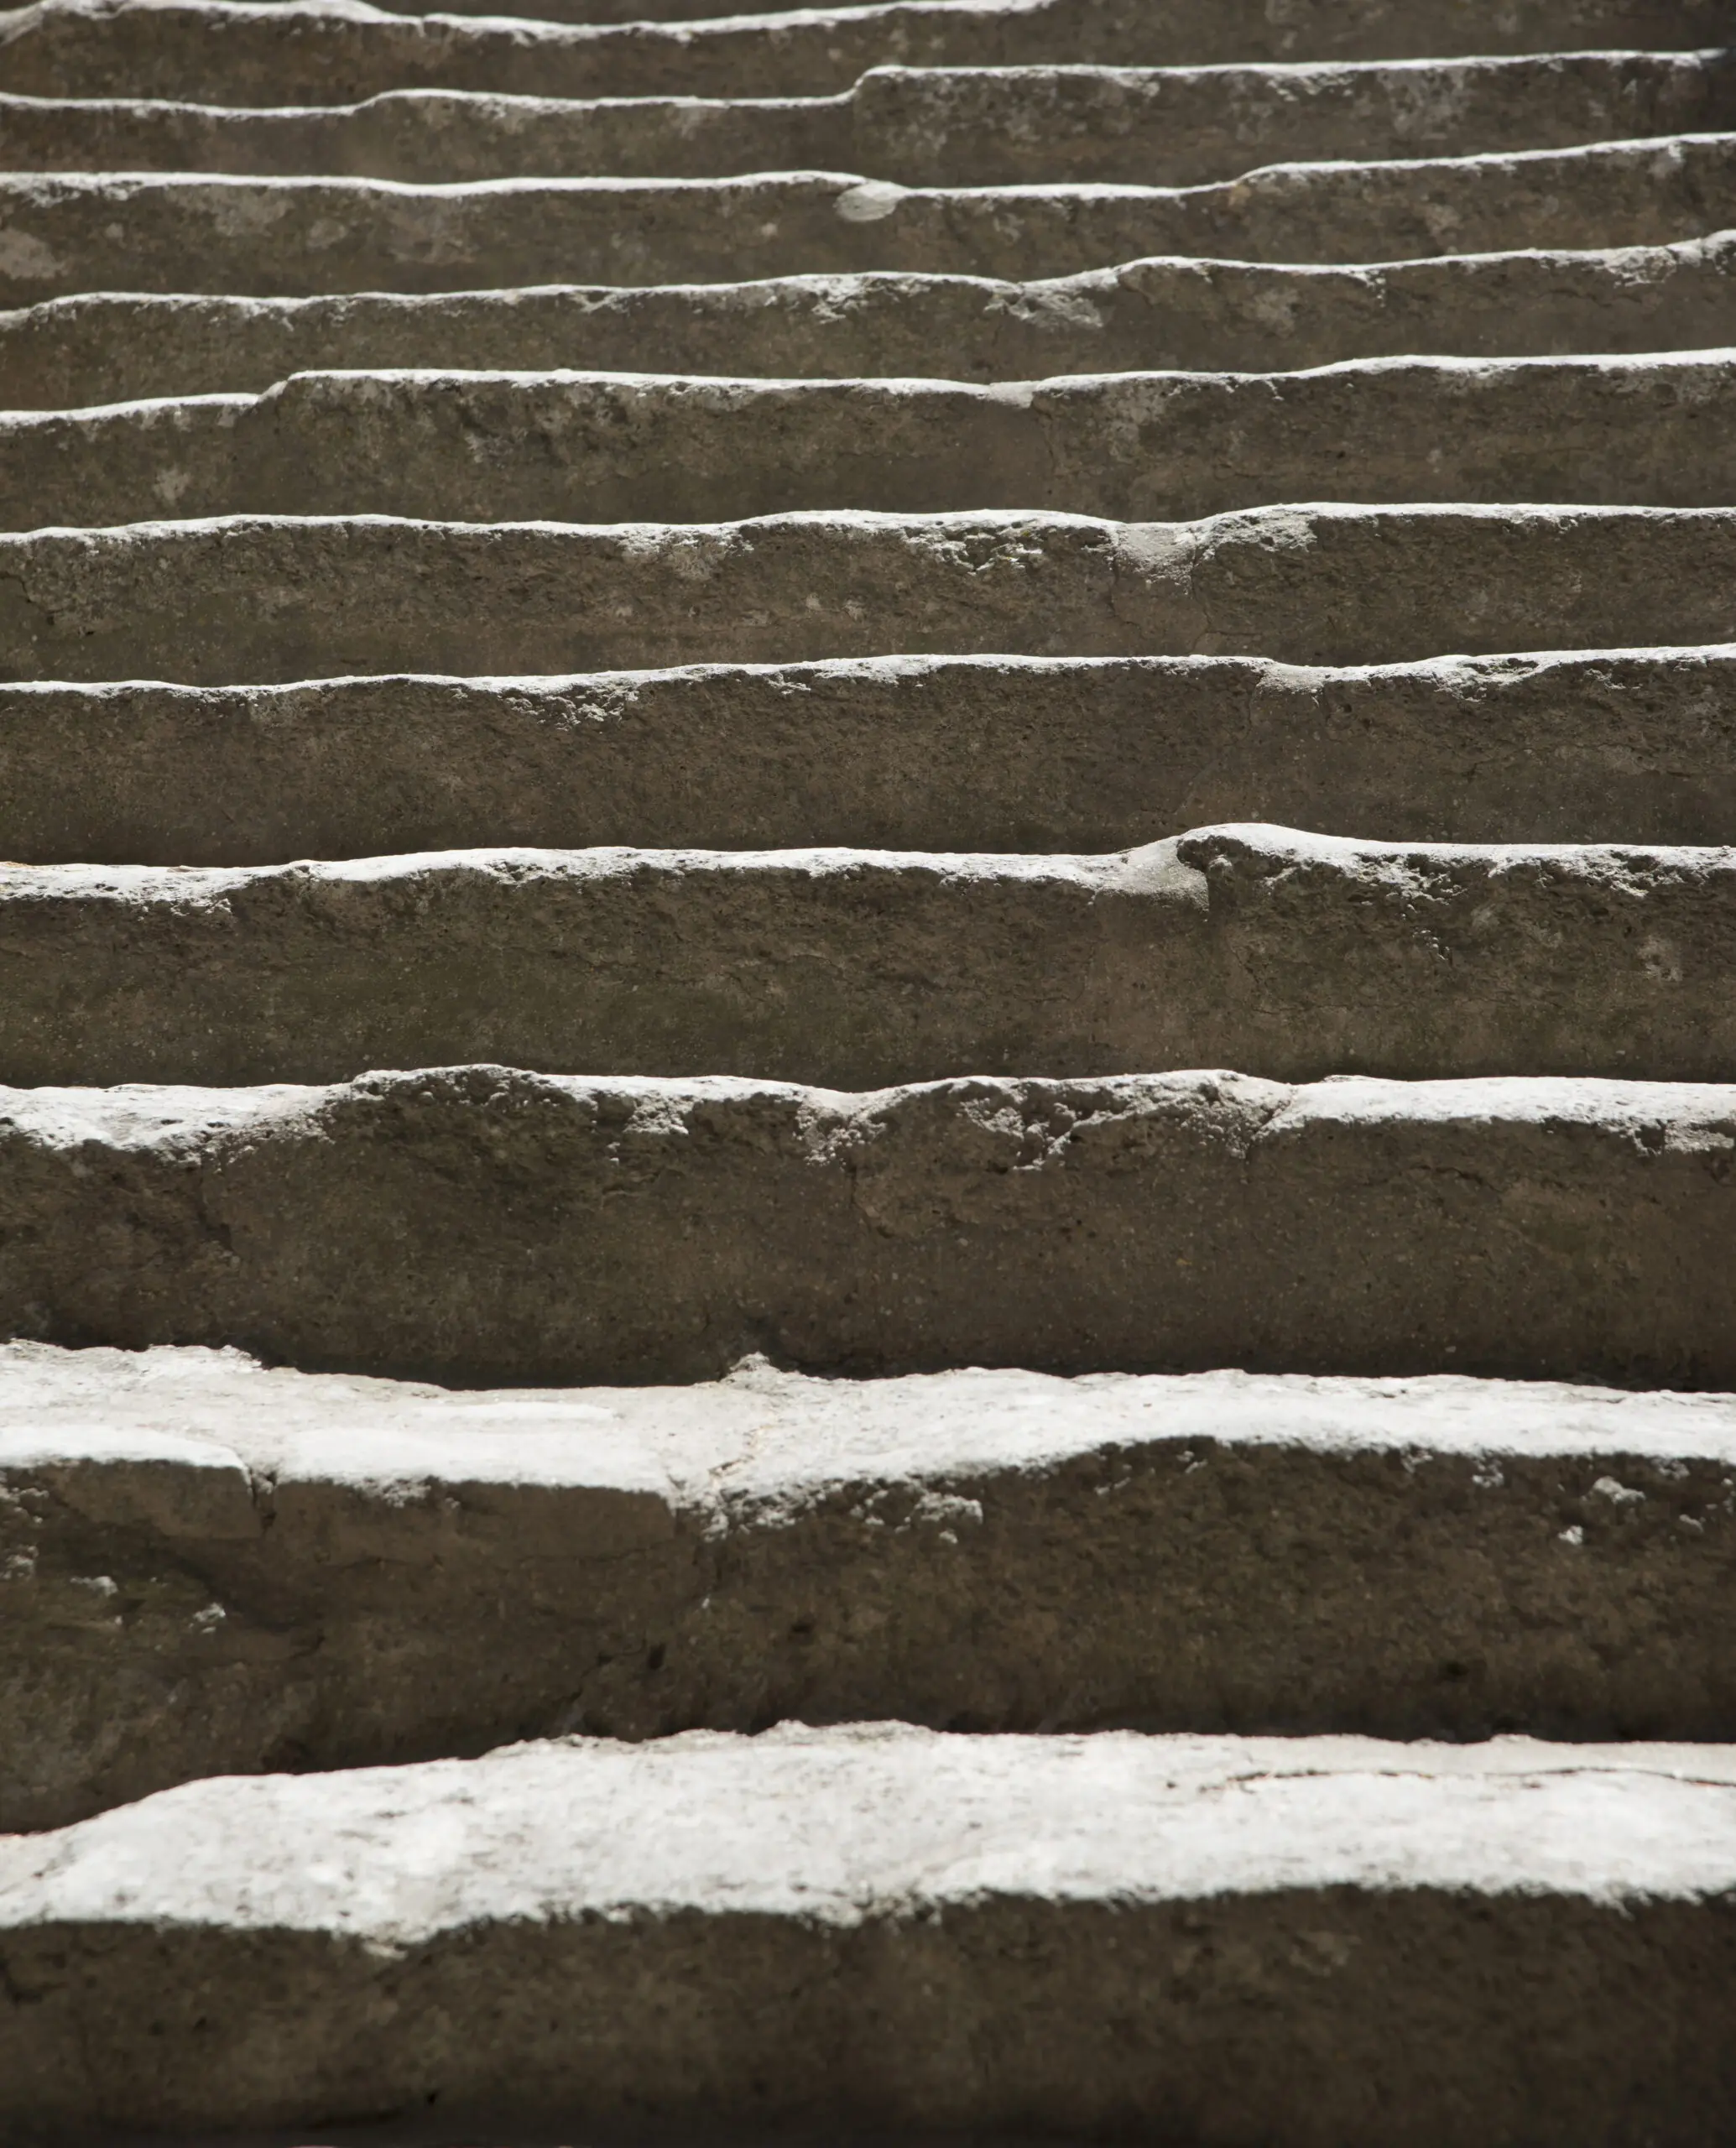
(7, 1726, 1736, 2140)
(5, 0, 1728, 103)
(4, 650, 1736, 864)
(10, 1344, 1736, 1827)
(4, 138, 1731, 301)
(9, 55, 1732, 185)
(4, 828, 1736, 1087)
(11, 235, 1736, 404)
(2, 506, 1733, 684)
(16, 354, 1736, 529)
(0, 1066, 1733, 1389)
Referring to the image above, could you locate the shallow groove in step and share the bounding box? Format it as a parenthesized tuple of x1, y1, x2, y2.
(6, 139, 1733, 300)
(13, 55, 1733, 187)
(4, 828, 1736, 1087)
(8, 0, 1729, 103)
(8, 1346, 1736, 1828)
(21, 354, 1736, 530)
(5, 650, 1736, 861)
(1, 1066, 1734, 1387)
(11, 237, 1736, 404)
(3, 508, 1733, 683)
(8, 1726, 1736, 2140)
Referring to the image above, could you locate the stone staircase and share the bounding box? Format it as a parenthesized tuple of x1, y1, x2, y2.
(3, 0, 1736, 2136)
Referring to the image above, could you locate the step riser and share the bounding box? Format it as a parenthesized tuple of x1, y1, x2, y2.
(2, 1068, 1733, 1389)
(6, 0, 1727, 102)
(15, 59, 1730, 187)
(5, 1730, 1736, 2143)
(6, 832, 1736, 1087)
(8, 144, 1728, 301)
(5, 1350, 1736, 1829)
(22, 360, 1736, 530)
(6, 654, 1736, 863)
(10, 240, 1736, 404)
(4, 510, 1731, 684)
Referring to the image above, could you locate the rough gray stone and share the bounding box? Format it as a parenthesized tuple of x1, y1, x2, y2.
(4, 650, 1736, 863)
(0, 1066, 1734, 1389)
(12, 1343, 1736, 1829)
(3, 136, 1729, 301)
(5, 827, 1736, 1087)
(8, 235, 1736, 404)
(2, 507, 1733, 683)
(4, 0, 1726, 102)
(7, 1724, 1736, 2141)
(18, 355, 1736, 529)
(8, 55, 1729, 185)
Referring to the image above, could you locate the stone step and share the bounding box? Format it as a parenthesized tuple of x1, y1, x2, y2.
(11, 237, 1736, 406)
(8, 138, 1730, 301)
(6, 828, 1736, 1088)
(5, 649, 1735, 864)
(20, 355, 1736, 530)
(3, 507, 1732, 684)
(7, 1344, 1736, 1833)
(7, 0, 1725, 105)
(323, 0, 1736, 39)
(6, 1725, 1736, 2140)
(1, 1065, 1733, 1388)
(13, 55, 1731, 187)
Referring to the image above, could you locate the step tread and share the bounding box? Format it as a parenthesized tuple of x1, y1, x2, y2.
(0, 1064, 1733, 1388)
(5, 649, 1736, 858)
(7, 0, 1727, 103)
(10, 54, 1729, 186)
(5, 1723, 1736, 2139)
(15, 352, 1736, 528)
(8, 1341, 1736, 1830)
(5, 826, 1736, 1085)
(11, 1723, 1736, 1921)
(8, 236, 1736, 404)
(2, 504, 1731, 681)
(7, 135, 1729, 298)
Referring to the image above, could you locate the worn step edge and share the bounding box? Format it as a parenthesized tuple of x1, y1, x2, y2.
(7, 1723, 1736, 2141)
(7, 828, 1736, 1087)
(9, 56, 1730, 188)
(3, 0, 1726, 102)
(6, 649, 1736, 861)
(5, 138, 1731, 300)
(2, 1066, 1734, 1387)
(9, 237, 1736, 406)
(22, 353, 1736, 531)
(3, 507, 1734, 682)
(8, 1344, 1736, 1830)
